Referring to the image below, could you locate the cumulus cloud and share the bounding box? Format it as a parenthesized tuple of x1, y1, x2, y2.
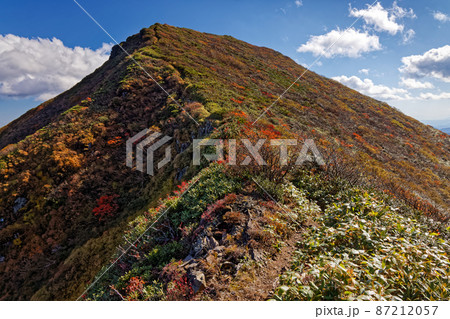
(333, 75, 410, 100)
(433, 11, 450, 22)
(0, 34, 112, 100)
(399, 45, 450, 82)
(359, 68, 370, 75)
(419, 92, 450, 100)
(297, 28, 381, 58)
(349, 2, 415, 35)
(399, 77, 434, 89)
(295, 0, 303, 8)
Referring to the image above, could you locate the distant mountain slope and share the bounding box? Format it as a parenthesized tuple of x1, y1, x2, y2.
(0, 24, 449, 300)
(423, 118, 450, 131)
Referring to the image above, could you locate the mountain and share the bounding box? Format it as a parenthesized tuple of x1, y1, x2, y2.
(422, 119, 450, 135)
(423, 118, 450, 132)
(0, 24, 449, 301)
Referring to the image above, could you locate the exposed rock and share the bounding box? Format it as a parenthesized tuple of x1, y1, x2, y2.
(191, 237, 203, 256)
(250, 249, 265, 262)
(188, 270, 206, 293)
(212, 245, 225, 253)
(175, 140, 190, 154)
(184, 262, 199, 270)
(198, 121, 213, 137)
(182, 254, 194, 263)
(191, 235, 219, 257)
(175, 167, 188, 181)
(13, 197, 27, 214)
(206, 254, 216, 264)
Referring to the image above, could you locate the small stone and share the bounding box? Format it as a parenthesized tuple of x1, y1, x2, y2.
(207, 236, 219, 249)
(205, 254, 216, 265)
(188, 270, 206, 293)
(213, 245, 225, 252)
(184, 262, 198, 270)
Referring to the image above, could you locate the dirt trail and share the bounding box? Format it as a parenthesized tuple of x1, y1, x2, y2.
(218, 231, 303, 301)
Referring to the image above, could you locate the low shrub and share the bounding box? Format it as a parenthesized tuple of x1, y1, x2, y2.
(274, 190, 450, 301)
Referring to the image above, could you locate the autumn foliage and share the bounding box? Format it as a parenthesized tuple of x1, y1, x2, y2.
(166, 274, 194, 301)
(92, 195, 119, 221)
(126, 276, 145, 295)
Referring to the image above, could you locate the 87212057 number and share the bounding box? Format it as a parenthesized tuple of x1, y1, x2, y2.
(376, 306, 438, 316)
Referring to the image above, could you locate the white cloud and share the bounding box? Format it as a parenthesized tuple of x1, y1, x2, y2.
(399, 45, 450, 82)
(297, 28, 381, 58)
(332, 75, 411, 100)
(295, 0, 303, 8)
(349, 2, 415, 35)
(433, 11, 450, 22)
(402, 29, 415, 44)
(399, 77, 434, 89)
(359, 68, 370, 75)
(0, 34, 112, 100)
(419, 92, 450, 100)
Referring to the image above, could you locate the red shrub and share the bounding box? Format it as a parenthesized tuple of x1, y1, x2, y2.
(92, 194, 119, 221)
(126, 276, 145, 295)
(166, 274, 194, 301)
(230, 97, 244, 104)
(107, 136, 122, 146)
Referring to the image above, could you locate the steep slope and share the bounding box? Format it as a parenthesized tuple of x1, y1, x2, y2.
(85, 163, 450, 301)
(0, 23, 449, 300)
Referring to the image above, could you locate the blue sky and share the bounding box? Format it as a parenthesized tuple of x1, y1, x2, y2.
(1, 0, 450, 128)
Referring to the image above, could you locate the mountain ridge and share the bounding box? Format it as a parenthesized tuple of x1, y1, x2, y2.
(0, 23, 448, 300)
